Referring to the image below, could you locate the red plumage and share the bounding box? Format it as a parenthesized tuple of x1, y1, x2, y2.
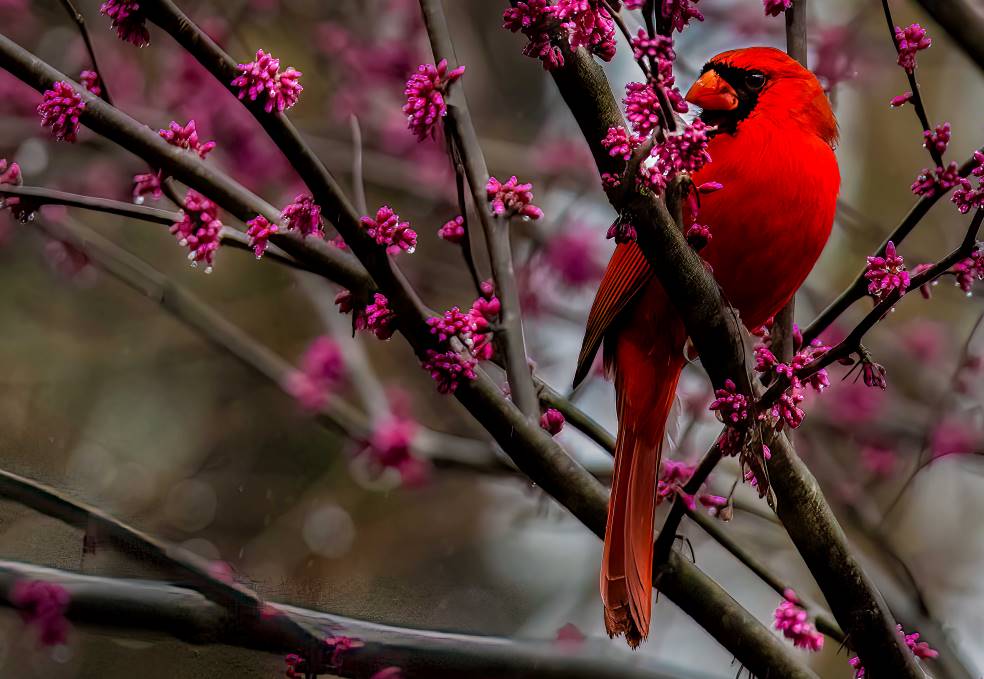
(578, 47, 840, 647)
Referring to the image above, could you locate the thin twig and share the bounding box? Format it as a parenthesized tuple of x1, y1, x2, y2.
(419, 0, 540, 419)
(58, 0, 113, 105)
(348, 114, 368, 216)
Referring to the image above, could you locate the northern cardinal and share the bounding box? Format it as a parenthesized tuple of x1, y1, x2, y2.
(575, 47, 840, 646)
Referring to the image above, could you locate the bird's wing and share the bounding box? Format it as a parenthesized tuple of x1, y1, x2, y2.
(573, 241, 655, 388)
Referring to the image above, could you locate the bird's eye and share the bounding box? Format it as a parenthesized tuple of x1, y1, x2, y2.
(745, 72, 766, 90)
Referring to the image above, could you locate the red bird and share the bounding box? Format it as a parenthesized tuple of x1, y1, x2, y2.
(575, 47, 840, 646)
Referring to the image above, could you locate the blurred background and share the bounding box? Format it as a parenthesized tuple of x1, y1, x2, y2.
(0, 0, 983, 677)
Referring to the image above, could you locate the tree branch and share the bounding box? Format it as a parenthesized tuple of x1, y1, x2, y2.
(419, 0, 540, 419)
(914, 0, 984, 73)
(0, 561, 715, 679)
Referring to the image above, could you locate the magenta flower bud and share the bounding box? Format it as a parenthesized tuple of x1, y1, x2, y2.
(539, 408, 565, 435)
(438, 215, 466, 244)
(890, 91, 913, 107)
(231, 49, 302, 114)
(402, 59, 465, 142)
(697, 181, 724, 194)
(37, 81, 85, 143)
(246, 215, 279, 259)
(100, 0, 150, 47)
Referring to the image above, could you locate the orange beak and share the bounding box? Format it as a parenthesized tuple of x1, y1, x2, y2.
(685, 70, 739, 111)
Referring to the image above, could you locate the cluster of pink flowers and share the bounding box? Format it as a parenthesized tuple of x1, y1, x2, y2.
(286, 336, 345, 411)
(951, 248, 984, 295)
(0, 158, 24, 218)
(427, 306, 474, 343)
(360, 205, 417, 254)
(79, 70, 102, 97)
(555, 0, 616, 62)
(860, 356, 888, 389)
(848, 625, 937, 677)
(654, 458, 726, 514)
(762, 0, 792, 17)
(922, 122, 950, 156)
(660, 0, 703, 33)
(11, 579, 70, 647)
(686, 223, 712, 249)
(865, 241, 910, 300)
(37, 81, 85, 143)
(653, 119, 713, 176)
(487, 176, 543, 220)
(501, 0, 565, 71)
(99, 0, 150, 47)
(894, 23, 932, 72)
(911, 162, 961, 198)
(159, 120, 216, 159)
(402, 60, 465, 142)
(365, 293, 397, 340)
(282, 194, 323, 238)
(773, 590, 823, 652)
(709, 379, 748, 425)
(624, 81, 663, 136)
(360, 413, 428, 486)
(438, 215, 465, 243)
(132, 172, 162, 204)
(606, 220, 637, 243)
(231, 49, 303, 114)
(601, 126, 642, 161)
(754, 327, 831, 395)
(539, 408, 565, 435)
(952, 152, 984, 214)
(630, 30, 674, 63)
(170, 190, 222, 271)
(245, 215, 278, 258)
(421, 349, 478, 394)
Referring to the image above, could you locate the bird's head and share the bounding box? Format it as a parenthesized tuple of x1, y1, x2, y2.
(686, 46, 838, 147)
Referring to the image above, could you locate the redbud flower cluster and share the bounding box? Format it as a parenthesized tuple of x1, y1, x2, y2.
(402, 60, 465, 142)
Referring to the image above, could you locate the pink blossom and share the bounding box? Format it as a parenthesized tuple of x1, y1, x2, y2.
(972, 151, 984, 178)
(769, 379, 806, 429)
(697, 181, 724, 194)
(540, 408, 565, 435)
(246, 215, 278, 258)
(860, 357, 888, 389)
(365, 293, 397, 340)
(630, 29, 674, 63)
(502, 0, 564, 71)
(282, 194, 323, 238)
(334, 289, 368, 331)
(952, 249, 984, 294)
(952, 178, 984, 215)
(556, 0, 616, 62)
(438, 215, 465, 243)
(601, 172, 621, 190)
(427, 306, 474, 343)
(601, 126, 641, 161)
(286, 337, 345, 411)
(624, 81, 662, 136)
(543, 227, 604, 288)
(653, 119, 713, 176)
(686, 223, 711, 249)
(421, 349, 477, 394)
(894, 23, 931, 72)
(865, 241, 909, 299)
(0, 158, 23, 218)
(890, 91, 913, 107)
(159, 119, 216, 159)
(637, 164, 667, 193)
(170, 190, 222, 271)
(709, 379, 748, 424)
(231, 49, 302, 113)
(762, 0, 792, 17)
(911, 163, 961, 197)
(606, 220, 637, 243)
(79, 70, 101, 96)
(849, 625, 937, 677)
(773, 590, 823, 652)
(11, 580, 70, 646)
(132, 171, 162, 204)
(923, 122, 950, 156)
(487, 176, 543, 220)
(360, 205, 417, 253)
(100, 0, 149, 47)
(37, 81, 85, 143)
(661, 0, 703, 33)
(361, 414, 428, 486)
(402, 59, 465, 142)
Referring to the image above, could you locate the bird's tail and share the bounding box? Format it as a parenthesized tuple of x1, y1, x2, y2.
(600, 322, 686, 647)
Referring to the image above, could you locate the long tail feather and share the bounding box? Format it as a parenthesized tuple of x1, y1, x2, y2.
(600, 305, 686, 647)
